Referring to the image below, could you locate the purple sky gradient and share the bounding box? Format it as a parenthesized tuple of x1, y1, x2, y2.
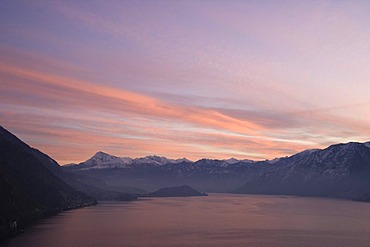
(1, 0, 370, 164)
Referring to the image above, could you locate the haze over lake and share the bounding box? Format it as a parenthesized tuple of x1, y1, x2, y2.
(5, 194, 370, 247)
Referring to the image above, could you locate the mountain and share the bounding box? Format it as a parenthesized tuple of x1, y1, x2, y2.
(69, 151, 192, 170)
(65, 141, 370, 200)
(66, 151, 254, 170)
(65, 154, 257, 192)
(235, 142, 370, 199)
(0, 126, 96, 239)
(145, 185, 207, 197)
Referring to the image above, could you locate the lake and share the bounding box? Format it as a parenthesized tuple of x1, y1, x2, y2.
(4, 193, 370, 247)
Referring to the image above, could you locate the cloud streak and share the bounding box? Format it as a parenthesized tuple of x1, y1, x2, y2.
(1, 1, 370, 164)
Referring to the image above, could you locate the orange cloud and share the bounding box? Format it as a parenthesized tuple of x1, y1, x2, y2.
(0, 61, 262, 136)
(2, 48, 369, 164)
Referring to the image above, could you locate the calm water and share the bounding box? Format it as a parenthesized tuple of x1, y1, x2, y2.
(4, 194, 370, 247)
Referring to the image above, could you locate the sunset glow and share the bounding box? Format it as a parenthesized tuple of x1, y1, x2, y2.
(1, 1, 370, 164)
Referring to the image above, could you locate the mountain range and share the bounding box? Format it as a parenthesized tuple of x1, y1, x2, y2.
(65, 141, 370, 200)
(65, 151, 258, 192)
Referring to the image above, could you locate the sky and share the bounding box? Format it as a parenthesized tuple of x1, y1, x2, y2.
(1, 0, 370, 164)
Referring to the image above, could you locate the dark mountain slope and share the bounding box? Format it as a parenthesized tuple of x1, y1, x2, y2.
(0, 126, 96, 239)
(235, 142, 370, 199)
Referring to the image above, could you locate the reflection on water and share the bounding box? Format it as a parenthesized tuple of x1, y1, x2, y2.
(5, 194, 370, 247)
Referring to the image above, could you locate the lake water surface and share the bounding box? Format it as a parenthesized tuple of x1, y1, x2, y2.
(4, 194, 370, 247)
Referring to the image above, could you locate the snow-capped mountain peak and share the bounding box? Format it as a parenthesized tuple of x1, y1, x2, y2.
(91, 151, 118, 162)
(70, 153, 194, 169)
(79, 151, 132, 169)
(134, 155, 171, 166)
